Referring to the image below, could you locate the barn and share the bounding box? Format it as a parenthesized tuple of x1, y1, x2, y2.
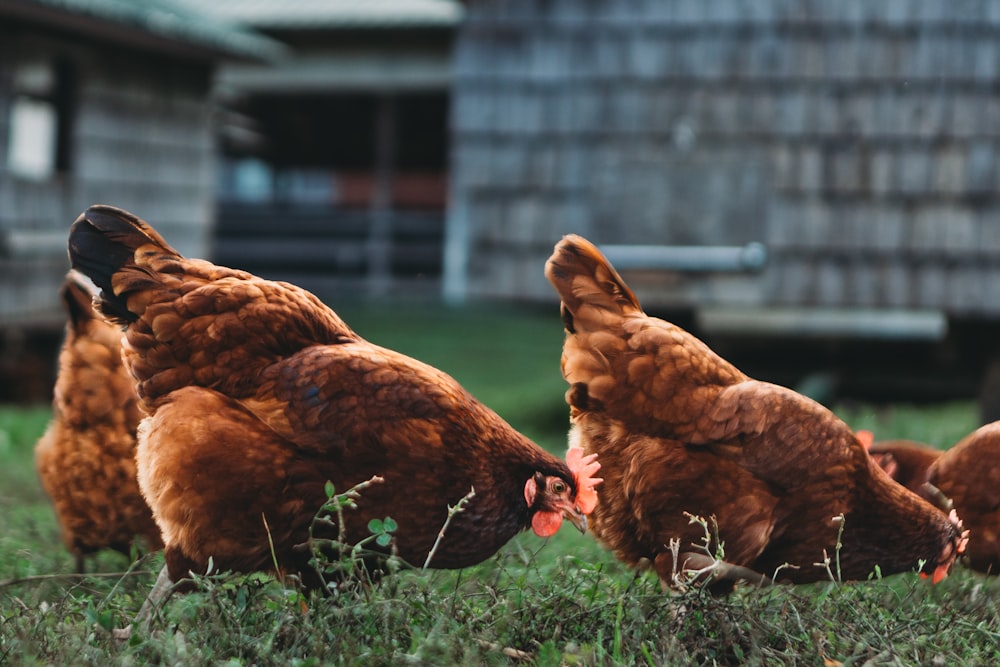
(0, 0, 282, 400)
(445, 0, 1000, 405)
(193, 0, 461, 300)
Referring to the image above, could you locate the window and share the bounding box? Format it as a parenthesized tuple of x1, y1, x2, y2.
(7, 58, 75, 179)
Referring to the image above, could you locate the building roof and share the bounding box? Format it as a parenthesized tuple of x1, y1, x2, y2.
(0, 0, 287, 62)
(184, 0, 464, 30)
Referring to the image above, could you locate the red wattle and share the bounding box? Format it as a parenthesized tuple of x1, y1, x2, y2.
(531, 511, 561, 537)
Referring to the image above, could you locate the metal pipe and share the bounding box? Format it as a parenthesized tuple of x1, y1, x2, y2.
(697, 306, 948, 341)
(600, 241, 767, 273)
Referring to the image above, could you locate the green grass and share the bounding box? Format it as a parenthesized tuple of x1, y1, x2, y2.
(837, 400, 979, 451)
(3, 303, 1000, 665)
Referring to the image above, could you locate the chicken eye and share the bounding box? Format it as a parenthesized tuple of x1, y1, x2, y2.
(551, 481, 567, 494)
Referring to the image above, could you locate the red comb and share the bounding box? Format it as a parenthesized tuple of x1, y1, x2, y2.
(567, 446, 602, 514)
(856, 429, 874, 451)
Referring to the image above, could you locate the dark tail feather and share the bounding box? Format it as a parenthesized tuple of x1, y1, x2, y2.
(67, 205, 179, 325)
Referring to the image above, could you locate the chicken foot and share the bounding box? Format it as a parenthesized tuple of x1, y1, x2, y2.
(656, 551, 773, 591)
(113, 564, 174, 641)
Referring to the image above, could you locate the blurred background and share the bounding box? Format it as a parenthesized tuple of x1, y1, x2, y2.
(3, 0, 1000, 418)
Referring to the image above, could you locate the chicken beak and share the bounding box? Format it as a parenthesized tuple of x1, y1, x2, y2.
(565, 506, 588, 534)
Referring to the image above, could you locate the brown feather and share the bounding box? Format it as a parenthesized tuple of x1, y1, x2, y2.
(67, 205, 588, 587)
(545, 234, 966, 587)
(35, 273, 162, 567)
(872, 426, 1000, 573)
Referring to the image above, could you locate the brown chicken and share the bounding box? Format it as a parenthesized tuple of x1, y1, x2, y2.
(34, 273, 162, 570)
(544, 234, 967, 588)
(66, 205, 600, 594)
(868, 439, 944, 496)
(871, 426, 1000, 574)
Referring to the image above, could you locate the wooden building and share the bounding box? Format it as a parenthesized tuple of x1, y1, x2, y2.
(193, 0, 462, 300)
(446, 0, 1000, 348)
(0, 0, 281, 400)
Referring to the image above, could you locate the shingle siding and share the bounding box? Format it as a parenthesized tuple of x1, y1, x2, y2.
(0, 31, 217, 326)
(448, 0, 1000, 316)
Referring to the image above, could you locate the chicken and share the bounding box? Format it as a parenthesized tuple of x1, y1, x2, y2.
(868, 439, 944, 496)
(34, 272, 162, 571)
(544, 234, 967, 589)
(871, 425, 1000, 574)
(66, 205, 600, 594)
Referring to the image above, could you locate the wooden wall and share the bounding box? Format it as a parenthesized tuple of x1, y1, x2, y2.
(214, 203, 444, 304)
(446, 0, 1000, 317)
(0, 25, 216, 328)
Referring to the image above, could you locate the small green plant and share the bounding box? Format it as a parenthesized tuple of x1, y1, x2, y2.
(367, 517, 398, 548)
(300, 475, 402, 590)
(667, 513, 741, 590)
(2, 359, 999, 665)
(422, 486, 476, 569)
(813, 512, 847, 584)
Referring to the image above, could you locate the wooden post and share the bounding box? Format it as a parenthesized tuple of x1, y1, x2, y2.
(367, 93, 395, 297)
